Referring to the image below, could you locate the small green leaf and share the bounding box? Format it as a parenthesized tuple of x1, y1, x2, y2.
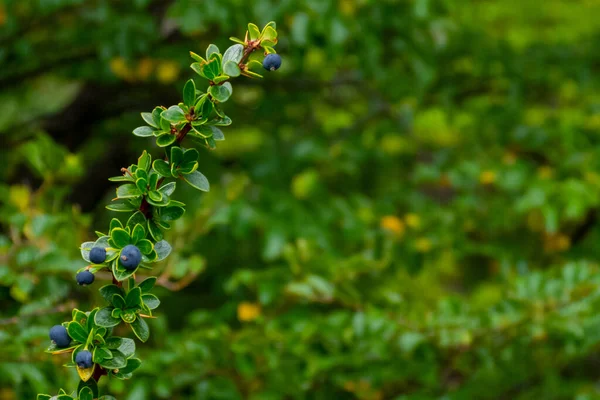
(152, 159, 171, 177)
(93, 347, 112, 363)
(183, 79, 196, 107)
(106, 201, 136, 212)
(147, 220, 164, 241)
(78, 388, 93, 400)
(154, 240, 172, 261)
(138, 277, 157, 293)
(131, 224, 145, 243)
(159, 182, 176, 197)
(223, 61, 241, 77)
(209, 84, 232, 103)
(110, 228, 131, 248)
(206, 44, 220, 60)
(125, 287, 143, 308)
(127, 211, 146, 230)
(183, 170, 210, 192)
(130, 317, 150, 342)
(202, 59, 221, 81)
(148, 190, 163, 202)
(67, 321, 88, 343)
(248, 23, 261, 40)
(209, 116, 232, 126)
(112, 294, 126, 309)
(118, 357, 142, 374)
(156, 133, 177, 147)
(170, 146, 184, 164)
(136, 239, 154, 255)
(223, 44, 244, 64)
(99, 285, 123, 303)
(160, 206, 185, 221)
(99, 349, 127, 369)
(138, 151, 151, 171)
(142, 294, 160, 310)
(133, 126, 155, 137)
(78, 378, 99, 400)
(161, 105, 186, 123)
(116, 184, 142, 199)
(141, 112, 157, 128)
(135, 178, 147, 194)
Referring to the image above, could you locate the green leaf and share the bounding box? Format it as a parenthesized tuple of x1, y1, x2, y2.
(125, 287, 142, 308)
(223, 61, 241, 77)
(210, 116, 232, 126)
(147, 219, 164, 241)
(211, 126, 225, 141)
(78, 388, 93, 400)
(118, 357, 142, 374)
(127, 211, 146, 230)
(142, 293, 160, 310)
(67, 321, 88, 343)
(130, 317, 150, 342)
(202, 59, 221, 81)
(93, 347, 112, 363)
(136, 239, 154, 255)
(72, 308, 87, 324)
(138, 277, 157, 293)
(148, 190, 163, 202)
(87, 308, 99, 332)
(152, 159, 171, 177)
(135, 178, 147, 194)
(131, 223, 144, 243)
(99, 349, 127, 369)
(154, 240, 172, 261)
(110, 228, 131, 248)
(80, 241, 95, 262)
(112, 294, 126, 309)
(138, 150, 151, 172)
(160, 205, 185, 221)
(78, 379, 99, 400)
(206, 44, 220, 60)
(99, 285, 123, 303)
(106, 201, 136, 212)
(223, 44, 244, 64)
(209, 84, 232, 103)
(248, 23, 261, 40)
(183, 79, 196, 107)
(183, 170, 210, 192)
(141, 112, 157, 128)
(229, 36, 245, 45)
(94, 307, 121, 328)
(133, 126, 155, 137)
(156, 133, 177, 147)
(261, 25, 278, 45)
(213, 75, 230, 84)
(37, 396, 51, 400)
(116, 184, 142, 199)
(170, 146, 184, 164)
(159, 182, 176, 197)
(161, 105, 186, 123)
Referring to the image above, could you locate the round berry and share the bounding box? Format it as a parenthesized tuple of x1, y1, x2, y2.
(75, 350, 93, 369)
(89, 247, 107, 264)
(49, 325, 71, 348)
(120, 245, 142, 270)
(76, 270, 95, 286)
(262, 53, 282, 71)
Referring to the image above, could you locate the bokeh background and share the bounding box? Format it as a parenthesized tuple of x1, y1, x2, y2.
(2, 0, 600, 399)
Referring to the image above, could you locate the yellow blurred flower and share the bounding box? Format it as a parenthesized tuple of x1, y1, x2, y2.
(156, 61, 180, 83)
(543, 233, 571, 253)
(503, 151, 517, 165)
(380, 215, 405, 237)
(537, 166, 554, 180)
(136, 58, 155, 81)
(404, 213, 421, 229)
(109, 57, 135, 81)
(237, 302, 261, 322)
(479, 170, 496, 185)
(9, 185, 30, 212)
(414, 237, 432, 253)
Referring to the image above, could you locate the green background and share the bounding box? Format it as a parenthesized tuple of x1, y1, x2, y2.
(2, 0, 600, 399)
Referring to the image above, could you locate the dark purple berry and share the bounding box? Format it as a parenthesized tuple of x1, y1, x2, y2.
(76, 270, 95, 286)
(89, 247, 106, 264)
(49, 325, 71, 348)
(262, 53, 282, 71)
(120, 245, 142, 270)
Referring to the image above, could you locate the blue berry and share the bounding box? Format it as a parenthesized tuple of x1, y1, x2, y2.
(120, 245, 142, 270)
(262, 53, 282, 71)
(49, 325, 71, 348)
(89, 247, 106, 264)
(75, 350, 93, 369)
(76, 270, 95, 286)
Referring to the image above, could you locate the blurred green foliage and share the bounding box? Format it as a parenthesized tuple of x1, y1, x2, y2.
(1, 0, 600, 399)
